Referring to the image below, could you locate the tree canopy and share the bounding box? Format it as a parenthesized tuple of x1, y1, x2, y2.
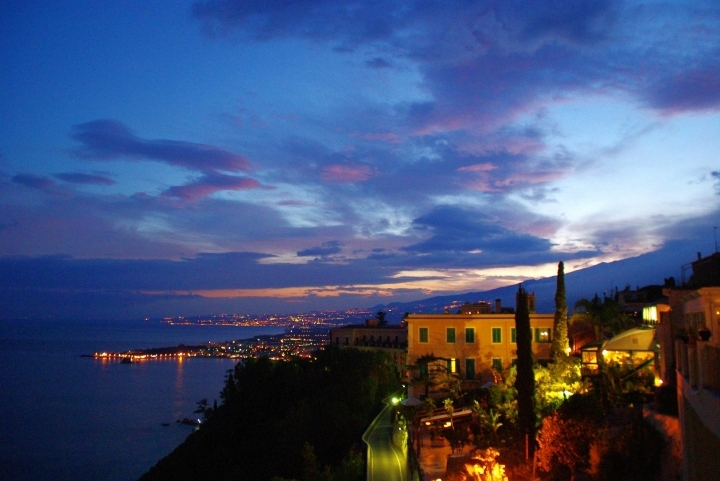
(139, 347, 399, 481)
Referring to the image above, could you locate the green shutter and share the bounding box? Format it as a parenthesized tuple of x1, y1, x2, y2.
(465, 328, 475, 343)
(511, 328, 516, 343)
(465, 358, 475, 380)
(419, 327, 428, 343)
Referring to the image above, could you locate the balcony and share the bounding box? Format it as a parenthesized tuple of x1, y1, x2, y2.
(676, 340, 720, 396)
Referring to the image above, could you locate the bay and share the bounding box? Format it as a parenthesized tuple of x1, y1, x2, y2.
(0, 319, 286, 481)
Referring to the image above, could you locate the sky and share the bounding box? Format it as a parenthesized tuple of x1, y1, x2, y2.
(2, 0, 720, 320)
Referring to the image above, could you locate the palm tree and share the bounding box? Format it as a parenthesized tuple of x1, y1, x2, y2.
(574, 294, 633, 340)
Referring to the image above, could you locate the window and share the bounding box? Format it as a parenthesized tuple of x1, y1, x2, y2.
(419, 327, 429, 343)
(465, 327, 475, 343)
(447, 327, 456, 343)
(465, 358, 476, 380)
(492, 357, 503, 371)
(511, 358, 518, 367)
(511, 327, 517, 343)
(535, 327, 552, 343)
(491, 327, 502, 344)
(447, 358, 457, 373)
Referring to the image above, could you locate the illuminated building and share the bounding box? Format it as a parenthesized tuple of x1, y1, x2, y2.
(404, 311, 554, 397)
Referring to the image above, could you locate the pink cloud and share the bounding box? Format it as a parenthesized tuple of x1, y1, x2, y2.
(163, 174, 265, 201)
(457, 163, 496, 173)
(321, 164, 374, 183)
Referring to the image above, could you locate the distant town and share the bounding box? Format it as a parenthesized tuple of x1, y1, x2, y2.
(87, 307, 380, 361)
(88, 299, 517, 362)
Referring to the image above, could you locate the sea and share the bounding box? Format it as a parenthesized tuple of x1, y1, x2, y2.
(0, 318, 286, 481)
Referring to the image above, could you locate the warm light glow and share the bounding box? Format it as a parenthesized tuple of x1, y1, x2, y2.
(602, 350, 608, 357)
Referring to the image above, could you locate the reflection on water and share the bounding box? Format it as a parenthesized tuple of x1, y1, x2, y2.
(0, 320, 281, 481)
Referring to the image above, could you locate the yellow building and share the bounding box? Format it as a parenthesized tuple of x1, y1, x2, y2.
(405, 313, 555, 391)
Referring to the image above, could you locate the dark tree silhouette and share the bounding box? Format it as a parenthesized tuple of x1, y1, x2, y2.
(514, 285, 536, 457)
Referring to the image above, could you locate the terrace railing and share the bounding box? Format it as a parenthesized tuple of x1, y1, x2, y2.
(676, 339, 720, 397)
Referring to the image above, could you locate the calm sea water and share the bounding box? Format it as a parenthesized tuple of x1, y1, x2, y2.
(0, 319, 286, 481)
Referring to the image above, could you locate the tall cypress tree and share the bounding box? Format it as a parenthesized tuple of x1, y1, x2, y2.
(551, 261, 570, 360)
(514, 284, 536, 456)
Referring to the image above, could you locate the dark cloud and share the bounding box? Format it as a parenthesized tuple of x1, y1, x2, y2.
(0, 251, 389, 292)
(365, 57, 392, 69)
(645, 65, 720, 114)
(513, 0, 617, 44)
(403, 205, 554, 255)
(297, 240, 343, 257)
(12, 174, 56, 191)
(71, 120, 252, 173)
(53, 172, 116, 186)
(192, 0, 402, 45)
(162, 173, 266, 201)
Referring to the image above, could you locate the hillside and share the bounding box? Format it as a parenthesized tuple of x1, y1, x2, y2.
(375, 245, 696, 320)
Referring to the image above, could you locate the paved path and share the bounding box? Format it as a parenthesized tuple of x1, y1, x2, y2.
(363, 402, 408, 481)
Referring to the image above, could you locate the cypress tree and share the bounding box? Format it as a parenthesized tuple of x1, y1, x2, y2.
(514, 284, 536, 456)
(551, 261, 570, 360)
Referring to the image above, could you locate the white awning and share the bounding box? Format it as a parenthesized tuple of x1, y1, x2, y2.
(603, 327, 657, 352)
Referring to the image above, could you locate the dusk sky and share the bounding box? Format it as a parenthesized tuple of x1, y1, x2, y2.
(2, 0, 720, 319)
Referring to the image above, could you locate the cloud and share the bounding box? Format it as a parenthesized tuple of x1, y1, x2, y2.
(514, 0, 617, 44)
(192, 0, 403, 46)
(297, 240, 343, 257)
(71, 119, 252, 173)
(321, 164, 374, 183)
(12, 174, 56, 191)
(403, 204, 555, 255)
(365, 57, 392, 69)
(162, 173, 266, 201)
(645, 65, 720, 114)
(53, 172, 116, 186)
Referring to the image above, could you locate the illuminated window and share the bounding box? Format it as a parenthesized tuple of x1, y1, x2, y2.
(465, 327, 475, 343)
(511, 327, 516, 343)
(447, 357, 457, 373)
(534, 328, 552, 343)
(447, 327, 456, 343)
(465, 358, 476, 380)
(491, 327, 502, 343)
(582, 351, 598, 364)
(419, 327, 429, 343)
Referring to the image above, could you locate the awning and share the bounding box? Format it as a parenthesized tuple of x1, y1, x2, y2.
(603, 327, 658, 352)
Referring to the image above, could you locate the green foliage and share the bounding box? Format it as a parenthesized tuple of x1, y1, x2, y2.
(514, 285, 536, 455)
(574, 294, 634, 340)
(139, 347, 399, 481)
(535, 356, 582, 416)
(551, 261, 569, 360)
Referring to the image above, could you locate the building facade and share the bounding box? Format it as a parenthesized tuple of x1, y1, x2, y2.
(405, 313, 555, 391)
(675, 287, 720, 481)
